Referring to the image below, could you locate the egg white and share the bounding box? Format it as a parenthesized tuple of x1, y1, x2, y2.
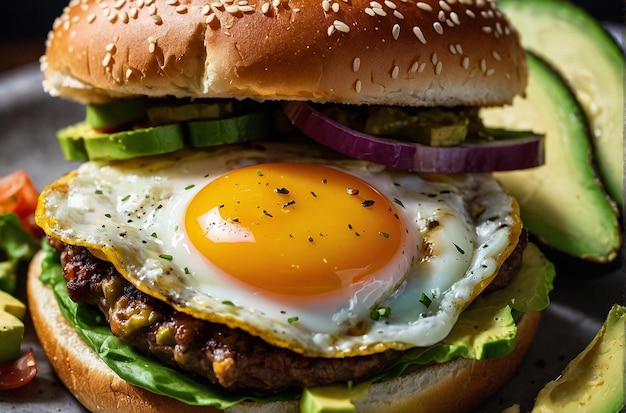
(36, 141, 521, 357)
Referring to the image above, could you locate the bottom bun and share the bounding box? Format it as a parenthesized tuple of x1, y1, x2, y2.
(28, 250, 541, 413)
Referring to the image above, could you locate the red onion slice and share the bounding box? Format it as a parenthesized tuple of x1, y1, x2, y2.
(282, 102, 544, 173)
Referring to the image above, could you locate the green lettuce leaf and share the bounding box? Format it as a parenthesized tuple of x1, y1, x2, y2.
(40, 242, 555, 409)
(0, 212, 39, 293)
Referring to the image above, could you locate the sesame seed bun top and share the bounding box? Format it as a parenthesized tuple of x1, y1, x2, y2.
(42, 0, 527, 106)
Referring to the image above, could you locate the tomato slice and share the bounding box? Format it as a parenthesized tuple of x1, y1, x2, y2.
(0, 170, 41, 237)
(0, 349, 38, 390)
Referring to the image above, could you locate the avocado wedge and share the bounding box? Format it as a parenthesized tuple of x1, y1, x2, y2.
(480, 53, 620, 262)
(531, 304, 625, 413)
(497, 0, 625, 209)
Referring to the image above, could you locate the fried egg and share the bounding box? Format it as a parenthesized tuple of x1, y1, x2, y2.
(36, 141, 521, 357)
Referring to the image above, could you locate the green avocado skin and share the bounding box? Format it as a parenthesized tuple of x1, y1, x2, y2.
(531, 305, 625, 413)
(481, 53, 620, 263)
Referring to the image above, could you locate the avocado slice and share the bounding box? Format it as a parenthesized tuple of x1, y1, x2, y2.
(480, 53, 620, 262)
(0, 290, 26, 364)
(186, 110, 272, 147)
(147, 101, 235, 124)
(58, 122, 185, 161)
(498, 0, 625, 209)
(86, 98, 151, 129)
(531, 304, 625, 413)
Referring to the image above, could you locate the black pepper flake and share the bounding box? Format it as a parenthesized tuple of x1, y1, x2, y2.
(311, 191, 317, 197)
(232, 218, 240, 223)
(378, 231, 389, 238)
(361, 200, 375, 207)
(453, 243, 465, 254)
(104, 213, 111, 218)
(283, 200, 296, 208)
(393, 198, 405, 208)
(275, 187, 290, 194)
(263, 210, 273, 217)
(307, 236, 314, 243)
(322, 178, 327, 184)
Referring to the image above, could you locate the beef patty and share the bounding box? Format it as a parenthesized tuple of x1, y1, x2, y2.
(48, 228, 526, 393)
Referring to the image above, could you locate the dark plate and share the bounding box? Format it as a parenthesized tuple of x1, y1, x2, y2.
(0, 48, 623, 412)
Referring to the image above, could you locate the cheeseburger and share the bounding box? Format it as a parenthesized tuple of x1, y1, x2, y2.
(29, 0, 553, 412)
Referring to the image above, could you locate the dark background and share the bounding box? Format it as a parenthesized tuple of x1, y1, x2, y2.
(0, 0, 623, 72)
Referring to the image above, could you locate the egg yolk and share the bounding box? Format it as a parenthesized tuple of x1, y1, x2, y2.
(185, 163, 405, 296)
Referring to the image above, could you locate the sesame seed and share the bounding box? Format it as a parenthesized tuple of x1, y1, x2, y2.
(462, 56, 470, 69)
(486, 68, 495, 76)
(372, 7, 387, 16)
(438, 10, 445, 21)
(105, 42, 115, 52)
(332, 2, 340, 12)
(439, 0, 451, 12)
(129, 7, 138, 18)
(87, 13, 96, 23)
(413, 26, 426, 44)
(365, 7, 376, 16)
(353, 57, 361, 72)
(322, 0, 330, 11)
(107, 12, 117, 23)
(355, 79, 362, 93)
(334, 20, 350, 33)
(393, 10, 404, 19)
(261, 2, 270, 13)
(450, 11, 460, 24)
(384, 0, 397, 9)
(327, 25, 335, 36)
(202, 4, 211, 14)
(449, 44, 456, 54)
(125, 68, 133, 80)
(239, 4, 254, 12)
(176, 5, 188, 13)
(482, 26, 492, 33)
(410, 61, 420, 73)
(152, 14, 163, 24)
(418, 62, 426, 72)
(435, 61, 442, 75)
(391, 65, 399, 79)
(392, 23, 400, 40)
(433, 21, 443, 34)
(102, 52, 112, 67)
(480, 58, 487, 73)
(431, 52, 438, 65)
(465, 9, 475, 18)
(226, 5, 239, 13)
(272, 0, 280, 8)
(491, 50, 501, 61)
(370, 1, 383, 8)
(206, 13, 216, 23)
(113, 0, 126, 8)
(455, 44, 463, 54)
(166, 0, 178, 4)
(416, 2, 432, 11)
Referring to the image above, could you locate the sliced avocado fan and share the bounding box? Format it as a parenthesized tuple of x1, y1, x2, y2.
(480, 52, 620, 263)
(497, 0, 625, 209)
